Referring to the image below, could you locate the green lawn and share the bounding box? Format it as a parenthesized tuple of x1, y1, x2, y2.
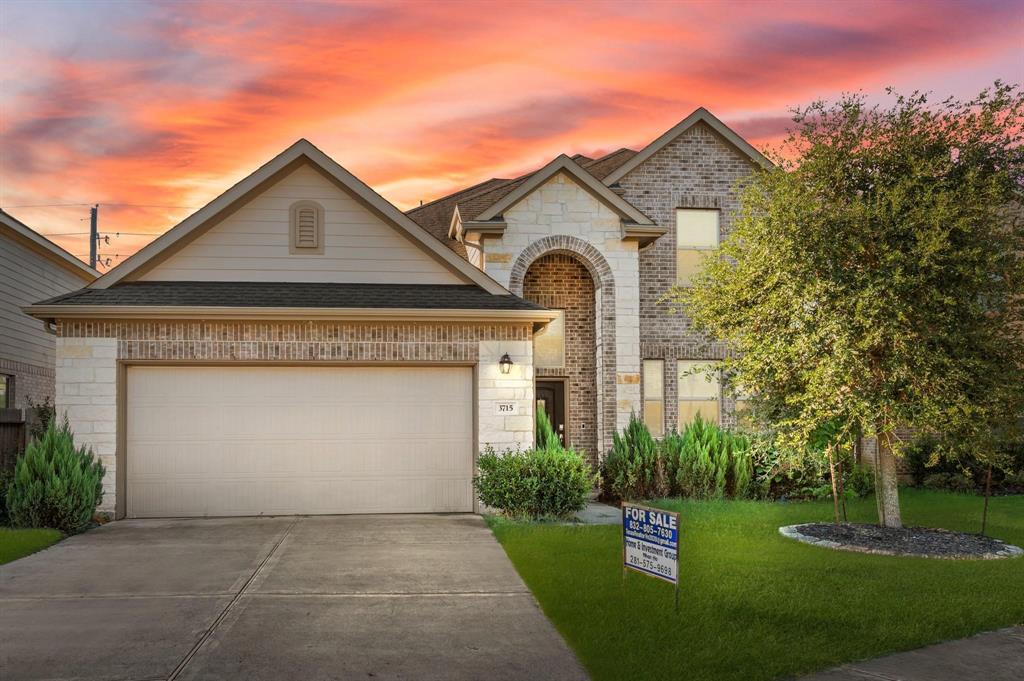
(0, 528, 63, 565)
(488, 489, 1024, 681)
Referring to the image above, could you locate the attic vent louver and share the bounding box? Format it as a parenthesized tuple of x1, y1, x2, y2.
(290, 201, 324, 254)
(296, 208, 317, 247)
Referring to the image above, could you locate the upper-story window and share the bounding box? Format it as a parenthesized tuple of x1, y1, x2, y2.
(676, 208, 719, 286)
(534, 309, 566, 368)
(290, 201, 324, 254)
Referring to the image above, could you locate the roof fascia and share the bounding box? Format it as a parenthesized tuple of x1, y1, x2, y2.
(23, 304, 556, 324)
(474, 155, 654, 225)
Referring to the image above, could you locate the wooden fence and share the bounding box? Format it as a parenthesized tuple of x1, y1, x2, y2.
(0, 408, 26, 473)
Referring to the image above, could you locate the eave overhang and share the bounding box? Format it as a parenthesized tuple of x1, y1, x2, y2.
(621, 223, 669, 247)
(23, 304, 558, 325)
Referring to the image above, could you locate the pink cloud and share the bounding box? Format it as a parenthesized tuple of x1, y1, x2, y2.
(1, 0, 1019, 269)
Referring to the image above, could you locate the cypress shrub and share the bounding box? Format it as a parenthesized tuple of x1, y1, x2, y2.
(600, 413, 668, 501)
(6, 420, 105, 534)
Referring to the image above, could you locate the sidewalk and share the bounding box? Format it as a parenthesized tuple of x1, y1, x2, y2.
(800, 626, 1023, 680)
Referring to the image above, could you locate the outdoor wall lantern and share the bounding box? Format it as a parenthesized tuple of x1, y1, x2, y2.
(499, 353, 514, 375)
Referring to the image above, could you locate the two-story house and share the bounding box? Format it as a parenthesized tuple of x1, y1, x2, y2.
(25, 108, 768, 518)
(407, 108, 769, 463)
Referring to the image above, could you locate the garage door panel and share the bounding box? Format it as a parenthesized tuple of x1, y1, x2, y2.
(126, 366, 474, 517)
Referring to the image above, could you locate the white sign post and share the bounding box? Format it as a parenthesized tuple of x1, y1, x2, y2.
(622, 503, 681, 611)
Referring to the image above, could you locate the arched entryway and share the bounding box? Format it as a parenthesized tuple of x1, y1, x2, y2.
(509, 235, 616, 462)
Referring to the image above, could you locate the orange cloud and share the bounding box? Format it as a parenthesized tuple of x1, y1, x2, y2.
(1, 0, 1020, 269)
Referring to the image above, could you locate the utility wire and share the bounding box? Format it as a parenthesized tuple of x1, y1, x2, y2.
(4, 202, 199, 209)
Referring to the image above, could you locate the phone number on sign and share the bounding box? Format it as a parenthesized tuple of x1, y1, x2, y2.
(626, 519, 676, 542)
(625, 552, 674, 577)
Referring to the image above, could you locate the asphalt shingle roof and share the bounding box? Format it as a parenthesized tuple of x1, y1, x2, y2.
(35, 281, 546, 311)
(404, 148, 639, 259)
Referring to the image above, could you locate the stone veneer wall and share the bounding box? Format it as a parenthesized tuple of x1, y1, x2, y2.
(617, 121, 757, 432)
(523, 253, 598, 461)
(55, 319, 534, 514)
(482, 172, 641, 454)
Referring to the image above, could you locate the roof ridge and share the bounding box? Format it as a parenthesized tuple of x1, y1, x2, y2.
(407, 177, 510, 214)
(582, 147, 635, 167)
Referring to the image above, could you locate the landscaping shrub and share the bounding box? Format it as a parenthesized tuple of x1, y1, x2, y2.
(844, 463, 876, 498)
(600, 414, 668, 501)
(923, 472, 975, 494)
(904, 434, 1024, 494)
(536, 407, 562, 451)
(662, 415, 754, 499)
(474, 446, 594, 520)
(6, 420, 105, 534)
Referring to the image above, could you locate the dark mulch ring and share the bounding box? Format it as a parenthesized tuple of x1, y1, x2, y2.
(779, 522, 1024, 559)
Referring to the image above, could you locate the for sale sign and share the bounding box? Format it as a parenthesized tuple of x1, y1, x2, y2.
(622, 503, 679, 585)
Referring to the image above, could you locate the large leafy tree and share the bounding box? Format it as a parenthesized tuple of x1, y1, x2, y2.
(675, 84, 1024, 528)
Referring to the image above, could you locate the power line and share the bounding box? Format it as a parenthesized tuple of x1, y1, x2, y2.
(3, 202, 199, 209)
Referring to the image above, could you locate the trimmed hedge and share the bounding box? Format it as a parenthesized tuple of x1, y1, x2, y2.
(474, 446, 595, 520)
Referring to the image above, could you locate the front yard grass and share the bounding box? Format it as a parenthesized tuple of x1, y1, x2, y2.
(0, 528, 63, 565)
(488, 489, 1024, 681)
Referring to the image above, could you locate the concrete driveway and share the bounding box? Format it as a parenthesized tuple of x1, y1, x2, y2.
(0, 515, 588, 681)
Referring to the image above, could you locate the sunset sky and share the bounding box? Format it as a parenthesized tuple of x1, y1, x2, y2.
(1, 0, 1021, 270)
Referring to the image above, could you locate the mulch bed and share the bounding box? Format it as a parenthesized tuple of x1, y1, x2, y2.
(779, 522, 1023, 559)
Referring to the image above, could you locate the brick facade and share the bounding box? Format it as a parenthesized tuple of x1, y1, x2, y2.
(523, 253, 598, 461)
(617, 121, 757, 432)
(0, 357, 55, 411)
(54, 319, 535, 515)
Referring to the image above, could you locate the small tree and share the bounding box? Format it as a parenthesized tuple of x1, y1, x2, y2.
(673, 83, 1024, 528)
(6, 419, 105, 534)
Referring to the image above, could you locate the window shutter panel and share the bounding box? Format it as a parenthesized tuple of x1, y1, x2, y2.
(296, 207, 318, 248)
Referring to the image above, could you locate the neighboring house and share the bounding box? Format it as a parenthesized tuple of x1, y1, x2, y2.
(25, 108, 768, 520)
(1, 210, 97, 414)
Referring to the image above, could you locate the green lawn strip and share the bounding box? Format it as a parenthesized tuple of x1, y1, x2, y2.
(488, 489, 1024, 681)
(0, 528, 63, 565)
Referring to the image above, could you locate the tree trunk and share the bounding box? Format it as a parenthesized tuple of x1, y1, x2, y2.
(837, 457, 848, 522)
(981, 464, 993, 536)
(874, 435, 902, 528)
(827, 447, 840, 525)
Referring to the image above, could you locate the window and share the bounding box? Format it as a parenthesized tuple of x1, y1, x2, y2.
(289, 201, 324, 254)
(676, 209, 719, 286)
(0, 374, 12, 409)
(642, 360, 664, 437)
(534, 310, 565, 368)
(677, 360, 720, 425)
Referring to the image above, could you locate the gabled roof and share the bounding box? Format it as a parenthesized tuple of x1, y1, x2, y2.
(405, 147, 639, 249)
(602, 107, 772, 185)
(31, 281, 546, 313)
(0, 209, 98, 282)
(474, 155, 655, 225)
(405, 176, 512, 257)
(91, 139, 510, 295)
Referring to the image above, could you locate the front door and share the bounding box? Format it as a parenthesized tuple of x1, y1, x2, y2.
(536, 380, 566, 446)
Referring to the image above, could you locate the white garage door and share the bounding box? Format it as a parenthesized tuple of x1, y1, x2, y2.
(126, 365, 474, 518)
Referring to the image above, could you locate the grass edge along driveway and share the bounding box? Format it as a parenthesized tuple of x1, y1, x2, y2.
(487, 489, 1024, 681)
(0, 528, 63, 565)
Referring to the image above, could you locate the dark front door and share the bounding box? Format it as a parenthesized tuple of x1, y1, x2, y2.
(536, 380, 566, 446)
